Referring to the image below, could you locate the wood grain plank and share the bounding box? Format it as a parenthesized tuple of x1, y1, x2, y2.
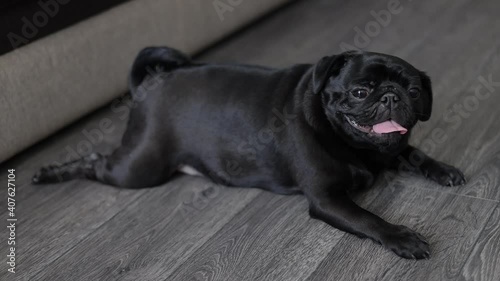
(255, 222, 344, 281)
(0, 183, 144, 281)
(30, 176, 260, 281)
(165, 192, 338, 281)
(460, 205, 500, 281)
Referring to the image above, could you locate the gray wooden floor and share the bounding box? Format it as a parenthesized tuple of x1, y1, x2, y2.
(2, 0, 500, 280)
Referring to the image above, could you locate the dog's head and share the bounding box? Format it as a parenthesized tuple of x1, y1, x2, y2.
(312, 51, 432, 151)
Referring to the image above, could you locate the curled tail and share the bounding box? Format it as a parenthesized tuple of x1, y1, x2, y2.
(129, 46, 190, 94)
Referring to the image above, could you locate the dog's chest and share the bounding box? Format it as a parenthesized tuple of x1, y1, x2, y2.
(348, 165, 376, 191)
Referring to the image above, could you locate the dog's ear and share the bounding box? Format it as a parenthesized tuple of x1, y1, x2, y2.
(312, 51, 357, 94)
(418, 71, 433, 121)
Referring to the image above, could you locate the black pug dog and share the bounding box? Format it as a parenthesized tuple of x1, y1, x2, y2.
(33, 47, 466, 259)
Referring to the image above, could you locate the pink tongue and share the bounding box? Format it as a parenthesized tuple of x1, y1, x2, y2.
(372, 120, 408, 134)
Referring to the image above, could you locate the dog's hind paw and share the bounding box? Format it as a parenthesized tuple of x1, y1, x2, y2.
(32, 165, 63, 184)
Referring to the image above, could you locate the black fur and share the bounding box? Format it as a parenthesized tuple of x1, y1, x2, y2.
(33, 47, 466, 259)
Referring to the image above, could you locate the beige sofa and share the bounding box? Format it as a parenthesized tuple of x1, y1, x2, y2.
(0, 0, 291, 163)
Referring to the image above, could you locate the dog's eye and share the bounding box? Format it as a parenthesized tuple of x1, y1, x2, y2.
(408, 88, 420, 99)
(351, 89, 369, 99)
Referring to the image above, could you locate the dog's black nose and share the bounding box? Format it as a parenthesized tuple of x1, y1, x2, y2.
(380, 93, 400, 107)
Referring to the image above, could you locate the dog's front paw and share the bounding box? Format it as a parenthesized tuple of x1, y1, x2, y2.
(381, 225, 430, 259)
(424, 161, 466, 187)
